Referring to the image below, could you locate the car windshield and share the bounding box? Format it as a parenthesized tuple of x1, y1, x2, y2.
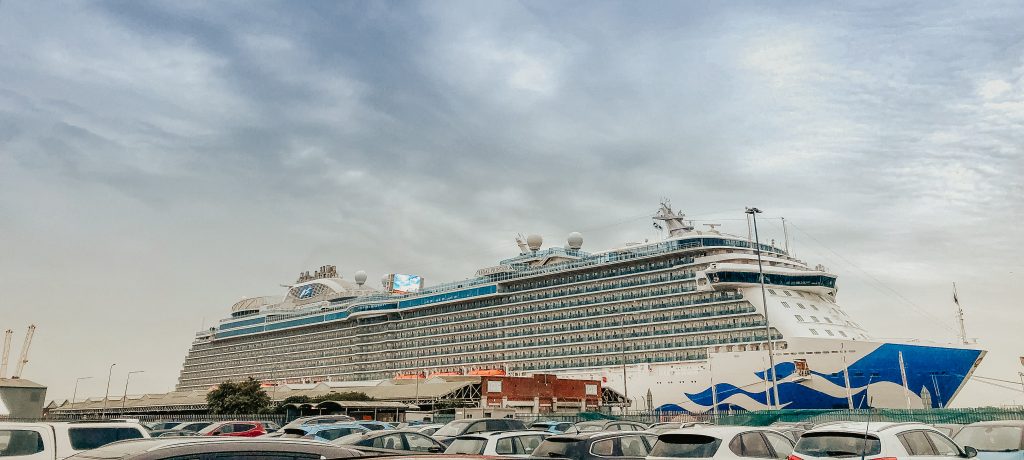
(447, 438, 488, 454)
(650, 433, 722, 458)
(954, 426, 1023, 452)
(795, 432, 881, 458)
(532, 438, 581, 458)
(67, 427, 146, 451)
(434, 420, 474, 437)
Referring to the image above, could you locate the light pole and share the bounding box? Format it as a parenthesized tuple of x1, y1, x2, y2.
(101, 363, 116, 418)
(746, 207, 780, 409)
(121, 370, 144, 411)
(70, 376, 92, 410)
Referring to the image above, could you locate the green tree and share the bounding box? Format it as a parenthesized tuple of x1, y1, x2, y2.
(207, 377, 272, 414)
(312, 391, 372, 403)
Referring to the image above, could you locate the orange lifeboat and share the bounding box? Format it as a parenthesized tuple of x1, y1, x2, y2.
(467, 369, 506, 376)
(394, 373, 423, 380)
(427, 371, 464, 378)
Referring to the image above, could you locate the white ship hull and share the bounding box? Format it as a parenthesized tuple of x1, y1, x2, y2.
(555, 337, 985, 411)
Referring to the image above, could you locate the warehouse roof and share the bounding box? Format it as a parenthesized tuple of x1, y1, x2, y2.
(0, 378, 46, 389)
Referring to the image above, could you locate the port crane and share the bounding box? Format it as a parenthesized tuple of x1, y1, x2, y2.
(0, 329, 11, 378)
(0, 325, 36, 379)
(12, 325, 36, 379)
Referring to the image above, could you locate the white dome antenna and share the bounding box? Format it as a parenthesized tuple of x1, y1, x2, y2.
(526, 234, 543, 253)
(354, 271, 367, 286)
(567, 232, 583, 250)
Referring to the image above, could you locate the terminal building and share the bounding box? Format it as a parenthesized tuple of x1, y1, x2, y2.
(48, 374, 607, 420)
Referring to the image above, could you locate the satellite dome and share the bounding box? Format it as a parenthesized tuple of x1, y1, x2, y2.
(526, 234, 543, 251)
(354, 270, 367, 286)
(567, 232, 583, 250)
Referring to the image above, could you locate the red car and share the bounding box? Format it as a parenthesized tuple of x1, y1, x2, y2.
(198, 421, 269, 437)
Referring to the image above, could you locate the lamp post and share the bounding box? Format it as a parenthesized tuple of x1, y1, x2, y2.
(70, 376, 92, 410)
(746, 207, 780, 409)
(101, 363, 116, 418)
(121, 370, 144, 411)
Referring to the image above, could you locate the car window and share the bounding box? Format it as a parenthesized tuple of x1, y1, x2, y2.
(517, 435, 547, 454)
(954, 426, 1024, 452)
(795, 432, 881, 457)
(901, 431, 937, 456)
(592, 439, 615, 456)
(486, 420, 507, 432)
(0, 429, 44, 457)
(557, 423, 572, 431)
(925, 432, 961, 456)
(764, 432, 795, 459)
(372, 434, 405, 450)
(68, 427, 145, 451)
(235, 424, 257, 433)
(465, 421, 488, 434)
(621, 435, 650, 457)
(730, 432, 772, 458)
(447, 438, 487, 455)
(404, 433, 438, 452)
(650, 433, 722, 458)
(496, 437, 516, 455)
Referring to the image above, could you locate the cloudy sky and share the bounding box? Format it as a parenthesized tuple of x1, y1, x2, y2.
(1, 0, 1021, 407)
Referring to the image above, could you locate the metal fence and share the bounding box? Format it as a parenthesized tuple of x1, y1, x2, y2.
(8, 407, 1023, 427)
(509, 407, 1024, 426)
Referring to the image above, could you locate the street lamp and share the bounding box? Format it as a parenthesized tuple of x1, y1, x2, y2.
(70, 376, 92, 410)
(746, 207, 780, 409)
(121, 370, 145, 411)
(101, 363, 116, 418)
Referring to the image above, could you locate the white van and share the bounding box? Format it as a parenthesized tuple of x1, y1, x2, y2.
(0, 421, 150, 459)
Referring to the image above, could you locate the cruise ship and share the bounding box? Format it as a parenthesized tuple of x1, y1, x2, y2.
(175, 203, 985, 411)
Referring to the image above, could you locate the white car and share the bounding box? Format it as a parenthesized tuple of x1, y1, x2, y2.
(446, 430, 550, 458)
(0, 420, 150, 460)
(791, 422, 977, 460)
(410, 424, 446, 436)
(648, 426, 794, 460)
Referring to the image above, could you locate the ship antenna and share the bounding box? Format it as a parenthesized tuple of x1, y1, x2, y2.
(953, 282, 969, 344)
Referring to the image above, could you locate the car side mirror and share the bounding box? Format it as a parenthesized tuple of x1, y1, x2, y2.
(963, 446, 978, 458)
(428, 447, 444, 453)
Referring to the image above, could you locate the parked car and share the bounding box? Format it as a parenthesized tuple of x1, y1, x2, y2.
(531, 421, 574, 434)
(530, 431, 656, 460)
(258, 421, 282, 433)
(411, 423, 447, 435)
(433, 418, 529, 445)
(197, 421, 270, 437)
(0, 420, 150, 459)
(144, 422, 183, 431)
(768, 422, 817, 443)
(447, 430, 551, 458)
(295, 423, 371, 441)
(169, 422, 213, 433)
(565, 420, 649, 434)
(648, 426, 794, 460)
(792, 422, 976, 460)
(934, 424, 967, 439)
(147, 429, 199, 438)
(354, 420, 396, 431)
(953, 420, 1024, 460)
(66, 437, 363, 459)
(281, 414, 357, 430)
(648, 422, 713, 435)
(333, 429, 448, 453)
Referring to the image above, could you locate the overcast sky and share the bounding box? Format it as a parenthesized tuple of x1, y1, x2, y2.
(1, 1, 1021, 407)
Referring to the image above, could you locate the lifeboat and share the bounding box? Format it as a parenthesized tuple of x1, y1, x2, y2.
(467, 369, 506, 376)
(394, 373, 423, 380)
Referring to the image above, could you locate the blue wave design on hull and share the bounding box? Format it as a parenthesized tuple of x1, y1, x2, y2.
(680, 343, 982, 410)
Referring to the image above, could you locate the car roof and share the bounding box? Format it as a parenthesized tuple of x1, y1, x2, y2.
(805, 422, 937, 434)
(72, 437, 361, 459)
(457, 430, 550, 439)
(662, 426, 784, 438)
(963, 420, 1024, 427)
(304, 423, 369, 431)
(547, 431, 644, 441)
